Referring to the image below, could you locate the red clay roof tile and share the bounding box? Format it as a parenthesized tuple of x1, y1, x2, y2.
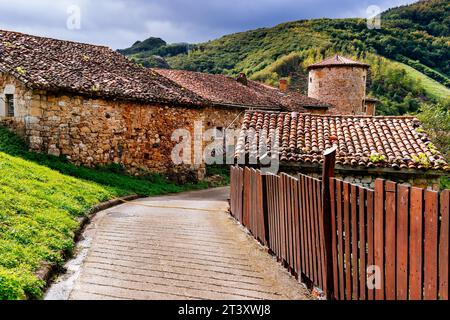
(0, 29, 205, 106)
(154, 68, 331, 111)
(236, 111, 448, 171)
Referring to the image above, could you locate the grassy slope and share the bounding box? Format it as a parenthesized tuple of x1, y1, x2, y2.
(0, 126, 208, 300)
(390, 60, 450, 102)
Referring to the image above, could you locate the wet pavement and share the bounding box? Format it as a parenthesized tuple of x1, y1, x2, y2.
(45, 187, 310, 300)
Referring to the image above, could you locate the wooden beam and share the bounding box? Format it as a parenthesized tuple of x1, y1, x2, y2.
(321, 146, 337, 300)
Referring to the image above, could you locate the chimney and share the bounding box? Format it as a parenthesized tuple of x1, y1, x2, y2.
(279, 79, 288, 92)
(236, 73, 248, 86)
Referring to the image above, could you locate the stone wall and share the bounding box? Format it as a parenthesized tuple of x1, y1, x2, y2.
(308, 66, 367, 115)
(29, 92, 207, 176)
(203, 106, 244, 130)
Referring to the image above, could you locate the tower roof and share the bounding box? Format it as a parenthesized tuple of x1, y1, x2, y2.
(307, 55, 370, 70)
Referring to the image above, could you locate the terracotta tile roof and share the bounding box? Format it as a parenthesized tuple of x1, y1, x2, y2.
(307, 55, 370, 70)
(236, 111, 449, 171)
(154, 68, 331, 111)
(0, 30, 204, 106)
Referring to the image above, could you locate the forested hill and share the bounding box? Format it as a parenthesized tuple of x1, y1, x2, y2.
(120, 0, 450, 116)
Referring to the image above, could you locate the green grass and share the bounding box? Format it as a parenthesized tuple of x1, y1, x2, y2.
(441, 176, 450, 190)
(0, 126, 209, 300)
(206, 164, 231, 185)
(391, 60, 450, 102)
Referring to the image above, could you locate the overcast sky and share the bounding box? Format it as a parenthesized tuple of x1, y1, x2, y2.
(0, 0, 417, 49)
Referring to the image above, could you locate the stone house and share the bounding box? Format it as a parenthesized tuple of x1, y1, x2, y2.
(0, 30, 332, 178)
(235, 111, 448, 190)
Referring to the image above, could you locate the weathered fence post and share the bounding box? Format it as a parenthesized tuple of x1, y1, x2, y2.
(321, 147, 337, 299)
(261, 173, 270, 247)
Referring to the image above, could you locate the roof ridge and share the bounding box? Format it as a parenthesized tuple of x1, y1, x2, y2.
(0, 29, 109, 49)
(244, 110, 418, 119)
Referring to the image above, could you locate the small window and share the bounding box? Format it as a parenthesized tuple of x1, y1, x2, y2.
(310, 77, 312, 83)
(5, 94, 15, 117)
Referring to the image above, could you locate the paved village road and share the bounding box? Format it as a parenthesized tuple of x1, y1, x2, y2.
(46, 187, 311, 300)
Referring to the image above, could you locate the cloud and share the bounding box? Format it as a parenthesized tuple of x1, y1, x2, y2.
(0, 0, 417, 49)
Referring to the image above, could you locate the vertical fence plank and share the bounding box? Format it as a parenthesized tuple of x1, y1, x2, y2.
(299, 176, 308, 279)
(343, 183, 352, 300)
(410, 187, 423, 300)
(239, 168, 243, 223)
(233, 167, 236, 215)
(336, 180, 345, 300)
(274, 175, 280, 259)
(321, 148, 336, 300)
(272, 176, 278, 258)
(280, 175, 285, 261)
(424, 190, 439, 300)
(374, 179, 385, 300)
(263, 174, 270, 247)
(293, 177, 301, 276)
(385, 181, 397, 300)
(351, 185, 359, 300)
(359, 187, 367, 300)
(266, 175, 272, 249)
(366, 190, 375, 300)
(439, 190, 449, 300)
(396, 185, 409, 300)
(281, 175, 287, 263)
(313, 179, 322, 289)
(308, 178, 319, 286)
(309, 177, 318, 286)
(330, 179, 339, 300)
(305, 175, 313, 281)
(284, 176, 290, 268)
(243, 168, 248, 227)
(316, 179, 325, 291)
(287, 176, 294, 272)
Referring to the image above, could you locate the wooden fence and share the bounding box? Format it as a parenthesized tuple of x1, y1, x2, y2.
(230, 165, 449, 300)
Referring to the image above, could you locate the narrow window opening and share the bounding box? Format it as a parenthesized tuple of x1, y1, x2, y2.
(5, 94, 15, 117)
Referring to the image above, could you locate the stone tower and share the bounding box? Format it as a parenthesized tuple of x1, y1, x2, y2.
(307, 55, 371, 115)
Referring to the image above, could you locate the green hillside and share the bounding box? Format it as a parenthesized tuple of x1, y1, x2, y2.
(120, 0, 450, 115)
(392, 60, 450, 102)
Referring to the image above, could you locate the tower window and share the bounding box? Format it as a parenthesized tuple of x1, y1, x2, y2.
(5, 94, 15, 117)
(216, 127, 224, 138)
(310, 77, 312, 83)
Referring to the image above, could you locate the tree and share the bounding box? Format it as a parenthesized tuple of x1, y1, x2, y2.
(416, 102, 450, 161)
